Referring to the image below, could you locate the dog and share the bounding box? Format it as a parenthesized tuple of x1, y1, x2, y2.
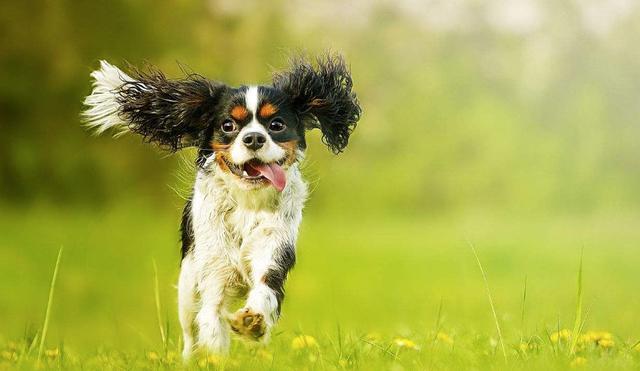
(82, 54, 361, 358)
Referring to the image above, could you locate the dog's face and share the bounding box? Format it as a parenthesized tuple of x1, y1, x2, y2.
(83, 54, 361, 192)
(206, 86, 306, 192)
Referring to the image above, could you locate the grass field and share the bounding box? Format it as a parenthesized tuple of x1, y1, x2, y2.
(1, 203, 640, 370)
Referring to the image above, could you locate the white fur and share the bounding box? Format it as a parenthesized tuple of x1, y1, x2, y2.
(245, 86, 259, 113)
(180, 158, 308, 358)
(177, 255, 198, 358)
(82, 61, 135, 135)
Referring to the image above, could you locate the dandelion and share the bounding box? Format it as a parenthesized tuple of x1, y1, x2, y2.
(291, 335, 318, 350)
(519, 343, 528, 352)
(146, 351, 160, 361)
(578, 331, 614, 349)
(597, 338, 614, 349)
(436, 332, 454, 345)
(198, 354, 223, 368)
(44, 348, 60, 359)
(550, 329, 572, 343)
(519, 341, 537, 353)
(393, 337, 420, 350)
(570, 356, 587, 368)
(165, 351, 178, 363)
(1, 351, 16, 361)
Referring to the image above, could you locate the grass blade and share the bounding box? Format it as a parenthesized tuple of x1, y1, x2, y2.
(468, 241, 508, 363)
(520, 275, 527, 338)
(432, 297, 444, 341)
(152, 259, 167, 352)
(38, 247, 63, 360)
(569, 249, 584, 354)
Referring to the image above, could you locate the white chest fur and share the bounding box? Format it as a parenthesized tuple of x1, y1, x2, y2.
(189, 164, 308, 292)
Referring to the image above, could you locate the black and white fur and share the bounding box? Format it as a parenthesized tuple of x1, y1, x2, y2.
(82, 55, 361, 358)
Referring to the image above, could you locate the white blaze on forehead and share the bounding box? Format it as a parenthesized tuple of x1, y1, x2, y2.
(229, 85, 285, 165)
(239, 85, 268, 139)
(245, 86, 259, 115)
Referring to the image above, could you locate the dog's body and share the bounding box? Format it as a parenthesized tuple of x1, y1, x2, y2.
(82, 55, 360, 358)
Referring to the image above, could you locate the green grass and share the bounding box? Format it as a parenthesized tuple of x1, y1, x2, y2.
(1, 204, 640, 369)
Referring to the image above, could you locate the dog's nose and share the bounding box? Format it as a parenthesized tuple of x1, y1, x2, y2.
(242, 132, 266, 151)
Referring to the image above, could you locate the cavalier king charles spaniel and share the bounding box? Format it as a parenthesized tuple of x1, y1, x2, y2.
(83, 53, 361, 358)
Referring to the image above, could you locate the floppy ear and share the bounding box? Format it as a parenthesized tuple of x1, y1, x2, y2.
(272, 54, 362, 153)
(83, 61, 227, 151)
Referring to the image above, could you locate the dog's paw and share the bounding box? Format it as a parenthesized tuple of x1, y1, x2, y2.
(228, 308, 266, 340)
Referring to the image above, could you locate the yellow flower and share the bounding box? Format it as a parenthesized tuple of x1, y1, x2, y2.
(519, 341, 537, 353)
(291, 335, 318, 350)
(1, 351, 16, 361)
(570, 356, 587, 368)
(633, 343, 640, 352)
(519, 343, 528, 352)
(577, 331, 614, 349)
(165, 351, 177, 363)
(393, 337, 420, 350)
(597, 338, 615, 349)
(146, 351, 159, 361)
(550, 329, 572, 343)
(198, 355, 221, 367)
(45, 348, 60, 359)
(198, 354, 222, 367)
(436, 332, 454, 345)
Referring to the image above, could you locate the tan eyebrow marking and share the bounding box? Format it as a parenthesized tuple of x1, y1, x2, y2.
(259, 102, 278, 118)
(230, 105, 249, 121)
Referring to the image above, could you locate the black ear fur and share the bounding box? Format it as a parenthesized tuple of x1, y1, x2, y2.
(117, 66, 227, 151)
(272, 54, 362, 153)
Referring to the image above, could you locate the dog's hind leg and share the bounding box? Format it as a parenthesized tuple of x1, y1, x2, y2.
(195, 262, 231, 354)
(178, 255, 198, 360)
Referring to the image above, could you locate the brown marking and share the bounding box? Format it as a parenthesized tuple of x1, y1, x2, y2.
(214, 152, 232, 174)
(211, 141, 231, 152)
(277, 140, 300, 167)
(230, 105, 249, 121)
(211, 141, 233, 174)
(258, 102, 278, 118)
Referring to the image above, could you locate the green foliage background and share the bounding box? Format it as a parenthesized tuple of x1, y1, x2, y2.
(2, 1, 640, 215)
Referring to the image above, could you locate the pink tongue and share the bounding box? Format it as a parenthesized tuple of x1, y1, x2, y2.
(246, 162, 287, 192)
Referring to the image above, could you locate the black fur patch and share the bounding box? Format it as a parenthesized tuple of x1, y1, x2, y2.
(262, 243, 296, 314)
(272, 54, 362, 153)
(180, 198, 194, 260)
(117, 66, 228, 151)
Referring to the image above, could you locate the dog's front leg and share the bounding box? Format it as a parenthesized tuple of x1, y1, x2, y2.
(229, 239, 296, 342)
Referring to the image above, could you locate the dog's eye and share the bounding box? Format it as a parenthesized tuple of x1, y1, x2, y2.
(221, 120, 237, 133)
(268, 119, 286, 133)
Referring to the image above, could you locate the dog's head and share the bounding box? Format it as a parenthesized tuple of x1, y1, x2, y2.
(83, 54, 361, 192)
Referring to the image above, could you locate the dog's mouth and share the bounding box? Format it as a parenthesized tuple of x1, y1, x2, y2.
(223, 158, 287, 192)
